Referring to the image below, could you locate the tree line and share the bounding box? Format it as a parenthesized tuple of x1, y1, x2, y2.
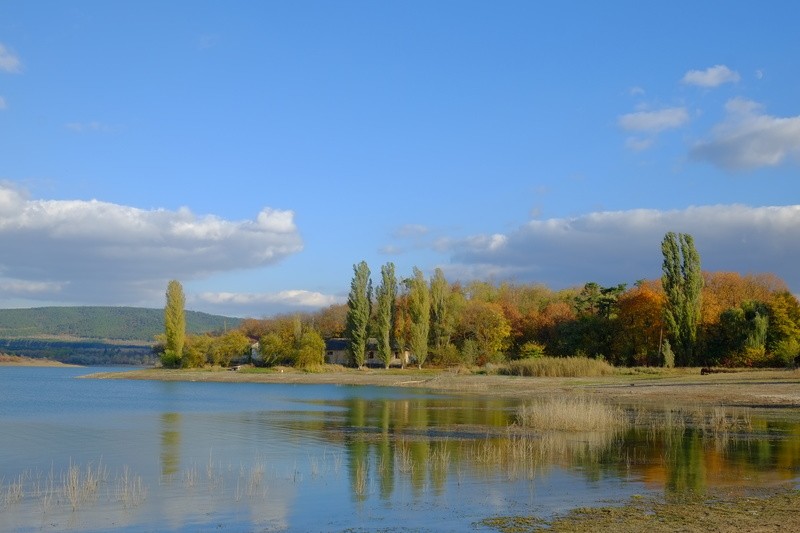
(161, 232, 800, 369)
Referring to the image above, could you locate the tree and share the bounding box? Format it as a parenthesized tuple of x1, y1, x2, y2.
(408, 267, 430, 368)
(163, 279, 186, 367)
(429, 268, 456, 351)
(661, 232, 703, 366)
(614, 284, 665, 366)
(295, 328, 326, 368)
(457, 300, 511, 364)
(345, 261, 372, 368)
(374, 262, 397, 368)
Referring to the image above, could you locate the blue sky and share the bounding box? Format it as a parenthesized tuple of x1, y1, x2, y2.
(1, 1, 799, 318)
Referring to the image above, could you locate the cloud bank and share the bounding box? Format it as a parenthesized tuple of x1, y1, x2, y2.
(444, 205, 800, 292)
(0, 183, 304, 308)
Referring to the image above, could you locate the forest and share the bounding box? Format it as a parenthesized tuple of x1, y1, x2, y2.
(218, 233, 800, 370)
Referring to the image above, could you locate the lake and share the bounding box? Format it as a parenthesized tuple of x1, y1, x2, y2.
(1, 366, 799, 532)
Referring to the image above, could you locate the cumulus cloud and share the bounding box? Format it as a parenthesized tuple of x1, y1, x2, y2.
(444, 205, 800, 292)
(0, 183, 303, 307)
(690, 98, 800, 170)
(618, 107, 689, 133)
(0, 43, 22, 73)
(682, 65, 740, 87)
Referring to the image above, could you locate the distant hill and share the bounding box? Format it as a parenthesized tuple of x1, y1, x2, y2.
(0, 306, 241, 342)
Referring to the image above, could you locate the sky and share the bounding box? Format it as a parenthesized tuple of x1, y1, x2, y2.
(1, 1, 799, 318)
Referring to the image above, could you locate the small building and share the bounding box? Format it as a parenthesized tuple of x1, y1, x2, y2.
(325, 338, 409, 368)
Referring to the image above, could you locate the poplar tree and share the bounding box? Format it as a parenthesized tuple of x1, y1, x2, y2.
(661, 232, 703, 366)
(345, 261, 372, 368)
(408, 267, 430, 368)
(163, 279, 186, 367)
(429, 268, 455, 350)
(375, 262, 397, 368)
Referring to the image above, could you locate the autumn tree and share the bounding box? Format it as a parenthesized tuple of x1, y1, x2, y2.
(315, 304, 348, 338)
(614, 284, 665, 366)
(374, 262, 397, 368)
(345, 261, 372, 368)
(767, 291, 800, 365)
(163, 279, 186, 368)
(661, 232, 703, 366)
(456, 300, 511, 364)
(408, 267, 430, 368)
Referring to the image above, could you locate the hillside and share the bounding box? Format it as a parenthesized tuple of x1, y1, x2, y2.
(0, 306, 241, 342)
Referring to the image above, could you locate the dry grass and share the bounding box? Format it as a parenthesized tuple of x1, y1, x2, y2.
(503, 357, 616, 378)
(516, 396, 626, 432)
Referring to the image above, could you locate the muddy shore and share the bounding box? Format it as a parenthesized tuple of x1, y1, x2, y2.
(84, 366, 800, 408)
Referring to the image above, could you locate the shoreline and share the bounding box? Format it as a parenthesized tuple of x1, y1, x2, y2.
(84, 366, 800, 408)
(0, 354, 79, 367)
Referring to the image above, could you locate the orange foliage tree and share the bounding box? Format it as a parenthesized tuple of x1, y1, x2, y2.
(614, 284, 665, 366)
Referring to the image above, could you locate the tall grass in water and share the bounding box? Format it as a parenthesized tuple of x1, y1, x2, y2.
(62, 460, 107, 510)
(503, 356, 615, 377)
(516, 396, 626, 432)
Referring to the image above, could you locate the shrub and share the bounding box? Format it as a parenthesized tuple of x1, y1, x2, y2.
(160, 350, 180, 368)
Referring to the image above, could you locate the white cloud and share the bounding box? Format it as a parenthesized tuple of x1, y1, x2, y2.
(0, 43, 21, 73)
(691, 98, 800, 170)
(197, 290, 339, 307)
(681, 65, 740, 87)
(618, 107, 689, 133)
(0, 183, 303, 307)
(194, 290, 343, 318)
(444, 205, 800, 292)
(0, 96, 6, 110)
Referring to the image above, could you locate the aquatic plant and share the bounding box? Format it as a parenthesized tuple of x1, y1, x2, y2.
(515, 396, 626, 431)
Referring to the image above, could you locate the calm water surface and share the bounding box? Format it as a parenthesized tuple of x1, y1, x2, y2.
(1, 366, 799, 532)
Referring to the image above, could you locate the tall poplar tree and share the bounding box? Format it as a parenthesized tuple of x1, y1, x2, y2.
(163, 279, 186, 367)
(429, 268, 455, 350)
(408, 267, 430, 368)
(345, 261, 372, 368)
(375, 262, 397, 368)
(661, 232, 703, 366)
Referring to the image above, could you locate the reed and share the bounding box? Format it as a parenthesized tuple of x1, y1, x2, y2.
(115, 466, 147, 508)
(62, 460, 107, 511)
(502, 356, 615, 378)
(515, 396, 626, 432)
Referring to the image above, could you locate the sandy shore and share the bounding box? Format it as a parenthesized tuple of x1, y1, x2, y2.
(84, 366, 800, 408)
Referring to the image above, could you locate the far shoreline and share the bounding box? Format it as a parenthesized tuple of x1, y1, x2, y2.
(84, 366, 800, 408)
(0, 354, 80, 367)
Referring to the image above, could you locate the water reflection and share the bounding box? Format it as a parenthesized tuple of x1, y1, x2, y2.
(3, 372, 800, 532)
(160, 412, 181, 477)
